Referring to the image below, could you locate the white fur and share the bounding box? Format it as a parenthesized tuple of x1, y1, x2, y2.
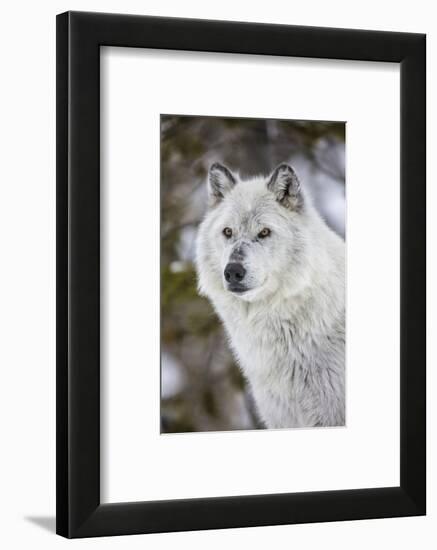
(196, 165, 345, 428)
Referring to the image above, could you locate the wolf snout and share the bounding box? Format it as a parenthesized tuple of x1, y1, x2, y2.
(224, 263, 246, 285)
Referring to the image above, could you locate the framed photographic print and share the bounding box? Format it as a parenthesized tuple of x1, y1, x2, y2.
(56, 11, 426, 538)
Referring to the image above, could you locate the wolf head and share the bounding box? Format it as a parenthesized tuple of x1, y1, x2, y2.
(196, 162, 318, 304)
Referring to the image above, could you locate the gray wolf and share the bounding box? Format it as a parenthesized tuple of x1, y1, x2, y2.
(195, 162, 345, 429)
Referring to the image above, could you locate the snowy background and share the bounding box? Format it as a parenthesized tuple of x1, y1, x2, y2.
(160, 115, 345, 433)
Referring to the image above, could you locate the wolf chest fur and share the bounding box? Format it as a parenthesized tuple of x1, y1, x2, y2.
(196, 162, 345, 428)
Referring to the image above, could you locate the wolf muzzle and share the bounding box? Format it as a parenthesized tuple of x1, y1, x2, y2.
(224, 262, 247, 292)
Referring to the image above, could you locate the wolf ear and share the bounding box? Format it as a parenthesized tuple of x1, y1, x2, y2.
(208, 163, 236, 205)
(267, 163, 303, 211)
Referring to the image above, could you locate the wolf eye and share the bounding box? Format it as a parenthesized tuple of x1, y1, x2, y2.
(223, 227, 233, 238)
(258, 228, 271, 239)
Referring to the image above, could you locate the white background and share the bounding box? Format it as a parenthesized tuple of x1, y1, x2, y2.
(0, 1, 434, 548)
(102, 48, 400, 502)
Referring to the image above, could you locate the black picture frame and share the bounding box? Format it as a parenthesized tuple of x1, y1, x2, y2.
(56, 11, 426, 538)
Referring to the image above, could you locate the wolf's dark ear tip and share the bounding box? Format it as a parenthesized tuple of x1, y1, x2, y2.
(209, 163, 236, 185)
(275, 163, 296, 178)
(209, 162, 224, 173)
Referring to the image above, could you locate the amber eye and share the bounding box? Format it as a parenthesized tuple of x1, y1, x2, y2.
(223, 227, 233, 238)
(258, 228, 271, 239)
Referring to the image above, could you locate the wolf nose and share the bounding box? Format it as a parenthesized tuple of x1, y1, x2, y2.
(224, 263, 246, 284)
